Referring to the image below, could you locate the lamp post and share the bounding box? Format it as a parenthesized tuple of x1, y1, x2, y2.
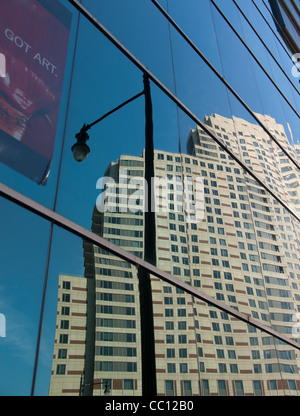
(138, 75, 157, 397)
(72, 74, 157, 397)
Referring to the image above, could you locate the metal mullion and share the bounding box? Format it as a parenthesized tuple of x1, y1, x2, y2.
(1, 181, 299, 351)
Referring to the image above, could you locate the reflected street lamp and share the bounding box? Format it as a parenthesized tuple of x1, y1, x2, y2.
(72, 74, 157, 397)
(71, 124, 90, 162)
(79, 375, 110, 396)
(71, 90, 144, 162)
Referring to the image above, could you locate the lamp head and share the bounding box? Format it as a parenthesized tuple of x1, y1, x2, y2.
(103, 383, 110, 395)
(72, 125, 90, 162)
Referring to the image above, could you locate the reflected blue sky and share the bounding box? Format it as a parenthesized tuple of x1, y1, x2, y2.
(0, 0, 299, 395)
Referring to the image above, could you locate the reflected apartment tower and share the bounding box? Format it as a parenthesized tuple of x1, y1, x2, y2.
(49, 112, 300, 396)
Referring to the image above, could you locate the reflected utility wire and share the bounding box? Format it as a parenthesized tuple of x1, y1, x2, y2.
(166, 0, 182, 154)
(210, 0, 300, 120)
(30, 2, 83, 397)
(232, 0, 299, 97)
(166, 0, 197, 295)
(150, 0, 300, 171)
(67, 0, 300, 223)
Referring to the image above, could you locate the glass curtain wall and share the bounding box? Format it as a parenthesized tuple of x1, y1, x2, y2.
(0, 0, 299, 396)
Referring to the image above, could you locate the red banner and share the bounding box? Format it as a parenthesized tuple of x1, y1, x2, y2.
(0, 0, 71, 184)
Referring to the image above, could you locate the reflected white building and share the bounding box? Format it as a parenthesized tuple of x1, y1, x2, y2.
(49, 112, 300, 396)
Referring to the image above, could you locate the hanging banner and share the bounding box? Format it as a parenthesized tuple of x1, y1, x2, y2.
(0, 0, 71, 184)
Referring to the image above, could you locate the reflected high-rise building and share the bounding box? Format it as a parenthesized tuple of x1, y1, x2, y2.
(49, 112, 300, 396)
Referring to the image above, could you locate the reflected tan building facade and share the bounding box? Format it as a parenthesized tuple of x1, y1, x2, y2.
(49, 113, 300, 396)
(49, 275, 87, 396)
